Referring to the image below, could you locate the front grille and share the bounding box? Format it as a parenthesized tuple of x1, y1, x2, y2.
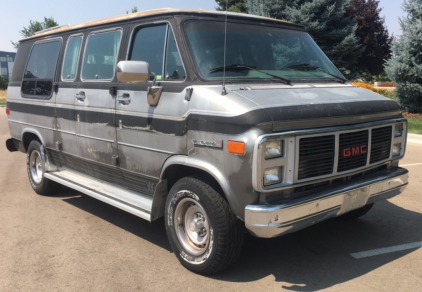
(337, 130, 369, 172)
(298, 135, 335, 180)
(370, 126, 392, 164)
(296, 125, 394, 181)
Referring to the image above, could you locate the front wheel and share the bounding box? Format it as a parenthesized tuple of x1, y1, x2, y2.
(165, 176, 244, 275)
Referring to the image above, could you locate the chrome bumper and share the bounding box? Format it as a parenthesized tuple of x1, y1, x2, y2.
(245, 168, 409, 238)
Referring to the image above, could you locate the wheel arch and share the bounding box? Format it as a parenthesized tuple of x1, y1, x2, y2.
(21, 128, 45, 152)
(151, 155, 238, 221)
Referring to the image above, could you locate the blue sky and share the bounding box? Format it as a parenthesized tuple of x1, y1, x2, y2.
(0, 0, 404, 52)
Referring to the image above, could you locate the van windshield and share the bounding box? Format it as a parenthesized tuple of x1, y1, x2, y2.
(183, 20, 345, 81)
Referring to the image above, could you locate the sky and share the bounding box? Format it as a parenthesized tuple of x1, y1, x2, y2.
(0, 0, 405, 52)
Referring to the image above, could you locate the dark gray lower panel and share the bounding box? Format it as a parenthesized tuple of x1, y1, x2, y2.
(47, 148, 157, 196)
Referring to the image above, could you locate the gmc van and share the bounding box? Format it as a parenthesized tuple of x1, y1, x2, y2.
(5, 9, 408, 274)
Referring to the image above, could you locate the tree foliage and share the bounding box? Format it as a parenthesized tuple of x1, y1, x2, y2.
(215, 0, 248, 13)
(127, 6, 138, 14)
(246, 0, 363, 76)
(0, 76, 7, 90)
(347, 0, 393, 76)
(11, 17, 59, 49)
(385, 0, 422, 113)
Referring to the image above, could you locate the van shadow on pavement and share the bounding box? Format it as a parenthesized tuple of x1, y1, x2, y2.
(62, 190, 421, 291)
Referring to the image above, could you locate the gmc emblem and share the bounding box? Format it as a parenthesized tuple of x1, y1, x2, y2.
(343, 145, 367, 157)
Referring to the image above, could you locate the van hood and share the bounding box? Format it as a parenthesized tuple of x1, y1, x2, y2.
(229, 84, 401, 132)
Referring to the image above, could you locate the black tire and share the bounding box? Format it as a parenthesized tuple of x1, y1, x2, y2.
(26, 140, 60, 196)
(165, 176, 244, 275)
(337, 204, 374, 221)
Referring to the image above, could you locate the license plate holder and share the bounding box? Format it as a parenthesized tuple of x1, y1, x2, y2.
(338, 187, 370, 215)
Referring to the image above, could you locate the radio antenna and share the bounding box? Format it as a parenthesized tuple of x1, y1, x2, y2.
(221, 0, 228, 96)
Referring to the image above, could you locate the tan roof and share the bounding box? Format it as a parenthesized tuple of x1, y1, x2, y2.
(27, 8, 296, 40)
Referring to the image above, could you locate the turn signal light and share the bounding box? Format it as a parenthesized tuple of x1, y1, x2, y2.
(6, 108, 10, 115)
(227, 141, 245, 155)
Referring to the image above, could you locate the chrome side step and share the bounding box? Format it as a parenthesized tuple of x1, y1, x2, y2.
(44, 170, 153, 221)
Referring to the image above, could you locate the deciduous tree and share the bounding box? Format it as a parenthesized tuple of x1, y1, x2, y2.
(385, 0, 422, 112)
(11, 17, 59, 49)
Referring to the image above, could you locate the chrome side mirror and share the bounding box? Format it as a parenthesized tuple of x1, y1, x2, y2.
(116, 61, 150, 84)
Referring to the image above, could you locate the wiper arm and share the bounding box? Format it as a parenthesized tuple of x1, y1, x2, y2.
(210, 64, 291, 85)
(287, 63, 348, 84)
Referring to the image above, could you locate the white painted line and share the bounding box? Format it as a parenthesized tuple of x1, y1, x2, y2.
(351, 241, 422, 259)
(400, 163, 422, 167)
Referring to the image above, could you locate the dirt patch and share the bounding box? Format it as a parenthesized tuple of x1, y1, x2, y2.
(403, 112, 422, 119)
(0, 90, 6, 100)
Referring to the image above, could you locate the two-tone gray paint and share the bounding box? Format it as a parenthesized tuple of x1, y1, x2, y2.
(6, 11, 406, 225)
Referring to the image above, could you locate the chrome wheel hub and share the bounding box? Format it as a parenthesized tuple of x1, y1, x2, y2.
(29, 150, 43, 184)
(174, 197, 210, 256)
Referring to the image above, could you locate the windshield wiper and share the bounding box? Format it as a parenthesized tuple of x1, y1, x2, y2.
(209, 64, 291, 85)
(287, 63, 348, 84)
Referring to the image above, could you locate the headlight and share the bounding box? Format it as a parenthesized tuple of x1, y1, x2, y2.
(393, 143, 402, 156)
(394, 123, 404, 137)
(264, 167, 283, 185)
(265, 140, 283, 159)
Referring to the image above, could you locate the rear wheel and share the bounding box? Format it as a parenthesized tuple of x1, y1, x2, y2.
(337, 204, 374, 220)
(165, 176, 244, 275)
(27, 140, 60, 196)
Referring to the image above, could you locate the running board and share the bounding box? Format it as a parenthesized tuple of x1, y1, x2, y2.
(44, 170, 152, 221)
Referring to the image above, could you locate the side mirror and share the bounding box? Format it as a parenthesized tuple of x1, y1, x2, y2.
(116, 61, 150, 84)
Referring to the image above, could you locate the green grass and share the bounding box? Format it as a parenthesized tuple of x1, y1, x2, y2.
(377, 90, 396, 99)
(407, 117, 422, 135)
(0, 99, 6, 106)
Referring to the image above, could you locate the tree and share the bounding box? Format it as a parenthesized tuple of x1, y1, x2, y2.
(11, 17, 59, 49)
(0, 76, 7, 90)
(347, 0, 393, 76)
(385, 0, 422, 113)
(246, 0, 363, 76)
(215, 0, 248, 13)
(126, 6, 138, 14)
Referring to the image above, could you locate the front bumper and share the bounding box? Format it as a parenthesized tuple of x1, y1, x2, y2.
(245, 167, 409, 238)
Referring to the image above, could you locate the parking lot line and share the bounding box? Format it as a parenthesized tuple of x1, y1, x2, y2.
(350, 241, 422, 259)
(400, 163, 422, 167)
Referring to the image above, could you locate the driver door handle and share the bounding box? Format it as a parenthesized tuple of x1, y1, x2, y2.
(75, 91, 86, 102)
(117, 93, 131, 105)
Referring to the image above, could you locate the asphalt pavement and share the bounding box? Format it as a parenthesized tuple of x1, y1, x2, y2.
(1, 110, 421, 292)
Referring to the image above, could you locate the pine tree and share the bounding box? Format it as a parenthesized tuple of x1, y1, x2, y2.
(385, 0, 422, 113)
(246, 0, 363, 75)
(347, 0, 393, 76)
(215, 0, 248, 13)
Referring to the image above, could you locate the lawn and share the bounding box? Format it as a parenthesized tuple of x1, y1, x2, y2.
(406, 116, 422, 135)
(0, 90, 6, 106)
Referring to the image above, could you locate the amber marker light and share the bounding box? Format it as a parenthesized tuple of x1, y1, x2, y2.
(227, 141, 246, 155)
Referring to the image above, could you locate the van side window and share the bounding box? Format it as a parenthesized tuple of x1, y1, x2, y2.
(129, 24, 185, 81)
(62, 35, 83, 81)
(82, 30, 122, 81)
(21, 40, 61, 97)
(129, 25, 167, 79)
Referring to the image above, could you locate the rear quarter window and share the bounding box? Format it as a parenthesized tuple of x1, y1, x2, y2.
(21, 39, 61, 98)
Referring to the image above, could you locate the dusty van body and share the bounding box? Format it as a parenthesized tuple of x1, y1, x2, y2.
(5, 9, 408, 274)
